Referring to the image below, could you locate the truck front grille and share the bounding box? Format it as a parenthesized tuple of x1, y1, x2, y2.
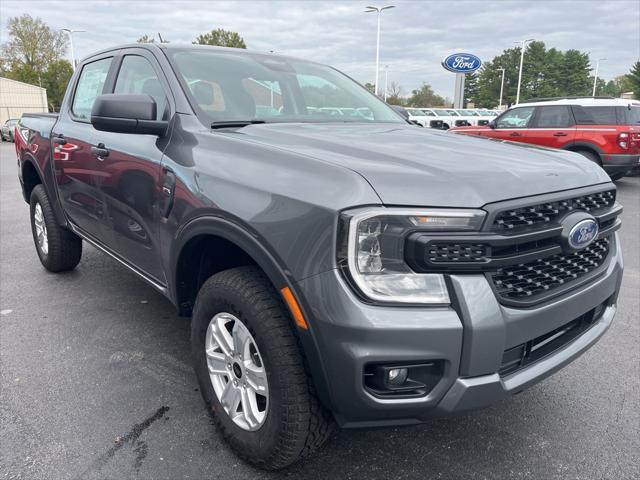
(427, 242, 488, 263)
(490, 237, 610, 301)
(405, 186, 620, 307)
(491, 190, 615, 234)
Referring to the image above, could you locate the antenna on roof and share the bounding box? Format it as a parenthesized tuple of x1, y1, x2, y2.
(158, 32, 167, 43)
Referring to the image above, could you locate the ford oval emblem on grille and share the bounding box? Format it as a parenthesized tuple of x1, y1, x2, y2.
(568, 219, 599, 249)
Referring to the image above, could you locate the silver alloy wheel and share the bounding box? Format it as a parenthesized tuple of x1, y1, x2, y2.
(34, 203, 48, 255)
(206, 312, 269, 431)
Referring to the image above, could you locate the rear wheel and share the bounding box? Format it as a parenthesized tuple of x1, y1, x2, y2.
(191, 266, 333, 470)
(576, 149, 601, 166)
(29, 185, 82, 272)
(576, 150, 626, 181)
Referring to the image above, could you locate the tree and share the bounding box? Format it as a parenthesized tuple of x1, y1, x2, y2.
(0, 14, 66, 75)
(42, 59, 73, 111)
(363, 82, 375, 94)
(193, 28, 246, 48)
(137, 34, 156, 43)
(407, 83, 446, 107)
(628, 61, 640, 98)
(467, 42, 594, 107)
(386, 82, 404, 105)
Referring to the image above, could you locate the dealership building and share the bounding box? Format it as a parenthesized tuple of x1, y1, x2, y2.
(0, 77, 48, 124)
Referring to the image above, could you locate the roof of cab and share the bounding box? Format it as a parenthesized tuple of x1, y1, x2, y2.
(78, 43, 316, 67)
(518, 97, 640, 108)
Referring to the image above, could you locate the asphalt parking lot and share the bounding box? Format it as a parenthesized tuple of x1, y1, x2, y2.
(0, 140, 638, 480)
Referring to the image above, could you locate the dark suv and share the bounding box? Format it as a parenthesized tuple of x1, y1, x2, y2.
(15, 44, 623, 470)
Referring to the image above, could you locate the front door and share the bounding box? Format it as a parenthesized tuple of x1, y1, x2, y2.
(88, 50, 173, 283)
(482, 106, 536, 143)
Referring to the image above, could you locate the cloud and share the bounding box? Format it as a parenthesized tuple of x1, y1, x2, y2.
(1, 0, 638, 98)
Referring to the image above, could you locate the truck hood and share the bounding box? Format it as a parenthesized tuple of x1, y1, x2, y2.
(229, 123, 610, 207)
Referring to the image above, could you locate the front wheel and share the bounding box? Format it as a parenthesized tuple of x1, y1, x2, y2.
(29, 185, 82, 272)
(191, 266, 333, 470)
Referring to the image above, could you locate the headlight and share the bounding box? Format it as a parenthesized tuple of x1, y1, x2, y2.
(338, 207, 486, 304)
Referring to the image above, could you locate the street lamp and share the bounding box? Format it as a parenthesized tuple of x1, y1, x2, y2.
(61, 29, 85, 70)
(497, 68, 506, 109)
(365, 5, 395, 96)
(592, 58, 607, 97)
(515, 38, 534, 105)
(384, 65, 389, 101)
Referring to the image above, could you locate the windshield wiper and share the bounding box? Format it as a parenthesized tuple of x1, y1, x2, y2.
(210, 120, 266, 129)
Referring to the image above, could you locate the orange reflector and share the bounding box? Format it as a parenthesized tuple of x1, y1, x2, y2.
(280, 287, 308, 330)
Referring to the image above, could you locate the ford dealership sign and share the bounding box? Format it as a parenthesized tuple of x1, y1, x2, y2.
(442, 53, 482, 74)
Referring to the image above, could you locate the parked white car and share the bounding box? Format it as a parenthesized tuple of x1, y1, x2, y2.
(455, 109, 482, 126)
(429, 108, 465, 129)
(405, 108, 433, 127)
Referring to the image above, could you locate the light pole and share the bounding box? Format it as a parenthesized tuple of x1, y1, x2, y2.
(497, 68, 505, 109)
(592, 58, 606, 97)
(365, 5, 395, 96)
(62, 29, 85, 70)
(384, 65, 389, 101)
(515, 38, 534, 105)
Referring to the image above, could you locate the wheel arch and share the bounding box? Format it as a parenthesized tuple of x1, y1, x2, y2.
(20, 156, 43, 202)
(564, 142, 604, 164)
(170, 214, 335, 410)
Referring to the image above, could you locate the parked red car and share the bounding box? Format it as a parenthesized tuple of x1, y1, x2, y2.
(451, 98, 640, 179)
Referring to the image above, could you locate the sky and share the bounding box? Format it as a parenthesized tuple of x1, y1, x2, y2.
(1, 0, 638, 99)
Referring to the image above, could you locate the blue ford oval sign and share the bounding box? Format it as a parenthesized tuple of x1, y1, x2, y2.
(568, 219, 599, 249)
(442, 53, 482, 74)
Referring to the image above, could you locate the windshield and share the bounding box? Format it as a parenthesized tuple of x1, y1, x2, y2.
(169, 49, 403, 125)
(433, 109, 449, 116)
(460, 109, 479, 116)
(407, 109, 426, 116)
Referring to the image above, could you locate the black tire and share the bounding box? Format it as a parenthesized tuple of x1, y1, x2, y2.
(29, 184, 82, 272)
(191, 266, 334, 470)
(576, 149, 601, 166)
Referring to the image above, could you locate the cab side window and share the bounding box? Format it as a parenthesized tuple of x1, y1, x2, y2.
(114, 55, 168, 120)
(535, 106, 574, 128)
(496, 107, 535, 129)
(71, 57, 112, 120)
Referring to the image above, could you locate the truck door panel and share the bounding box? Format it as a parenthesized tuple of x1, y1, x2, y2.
(52, 56, 114, 242)
(90, 51, 173, 283)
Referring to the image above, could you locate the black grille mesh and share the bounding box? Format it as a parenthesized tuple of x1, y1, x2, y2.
(492, 190, 615, 233)
(491, 237, 610, 300)
(427, 243, 488, 263)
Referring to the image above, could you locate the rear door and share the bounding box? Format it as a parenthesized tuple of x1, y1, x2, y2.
(52, 53, 115, 241)
(528, 105, 576, 148)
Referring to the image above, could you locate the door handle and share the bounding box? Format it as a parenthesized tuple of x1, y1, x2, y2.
(160, 167, 176, 219)
(91, 143, 109, 160)
(553, 132, 568, 137)
(52, 134, 66, 145)
(509, 132, 522, 137)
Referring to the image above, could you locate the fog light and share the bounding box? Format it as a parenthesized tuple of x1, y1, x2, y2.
(387, 368, 408, 386)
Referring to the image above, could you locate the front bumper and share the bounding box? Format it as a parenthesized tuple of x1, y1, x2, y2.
(602, 153, 639, 177)
(297, 234, 623, 428)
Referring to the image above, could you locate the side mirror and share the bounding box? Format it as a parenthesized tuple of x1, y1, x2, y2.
(91, 94, 168, 136)
(488, 120, 497, 129)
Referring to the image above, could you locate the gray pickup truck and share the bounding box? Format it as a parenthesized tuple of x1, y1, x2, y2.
(16, 43, 623, 470)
